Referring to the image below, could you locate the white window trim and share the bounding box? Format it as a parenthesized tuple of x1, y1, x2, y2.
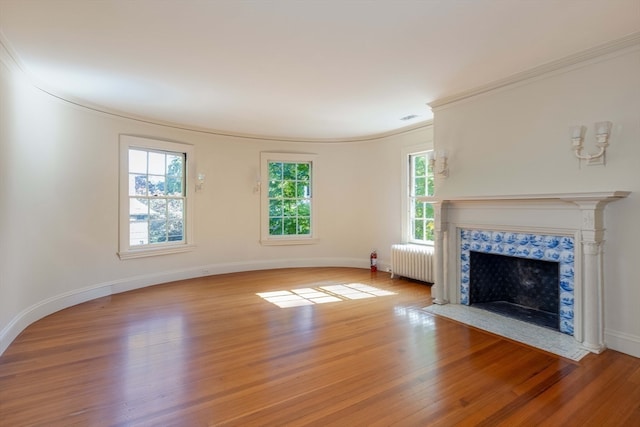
(401, 142, 434, 246)
(260, 152, 318, 246)
(118, 135, 196, 259)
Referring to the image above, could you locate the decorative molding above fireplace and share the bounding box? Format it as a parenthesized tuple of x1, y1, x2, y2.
(431, 191, 630, 354)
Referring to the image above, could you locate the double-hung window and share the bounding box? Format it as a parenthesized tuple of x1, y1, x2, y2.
(408, 151, 435, 244)
(119, 135, 195, 259)
(260, 152, 317, 245)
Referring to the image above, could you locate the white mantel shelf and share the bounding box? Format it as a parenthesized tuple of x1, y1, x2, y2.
(438, 191, 630, 203)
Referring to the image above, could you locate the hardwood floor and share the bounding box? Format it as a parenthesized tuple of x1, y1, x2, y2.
(1, 267, 639, 426)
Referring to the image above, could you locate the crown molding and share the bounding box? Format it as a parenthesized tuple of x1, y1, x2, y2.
(0, 33, 432, 144)
(429, 32, 640, 111)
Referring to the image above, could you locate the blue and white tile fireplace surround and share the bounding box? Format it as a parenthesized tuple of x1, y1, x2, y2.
(430, 192, 629, 354)
(459, 229, 575, 335)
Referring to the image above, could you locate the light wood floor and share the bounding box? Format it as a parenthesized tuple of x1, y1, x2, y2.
(1, 267, 639, 426)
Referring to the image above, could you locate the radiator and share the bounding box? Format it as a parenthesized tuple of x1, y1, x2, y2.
(390, 244, 434, 283)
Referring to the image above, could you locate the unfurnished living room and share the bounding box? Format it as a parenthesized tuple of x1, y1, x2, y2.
(1, 1, 639, 425)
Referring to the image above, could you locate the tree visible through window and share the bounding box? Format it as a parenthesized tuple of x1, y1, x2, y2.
(128, 149, 185, 246)
(268, 161, 311, 236)
(260, 152, 316, 245)
(410, 152, 435, 243)
(119, 135, 194, 259)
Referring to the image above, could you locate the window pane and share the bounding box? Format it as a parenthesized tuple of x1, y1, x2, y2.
(129, 174, 147, 196)
(296, 182, 309, 198)
(166, 176, 182, 196)
(414, 220, 424, 240)
(148, 175, 165, 196)
(283, 199, 297, 216)
(168, 219, 183, 241)
(149, 220, 167, 243)
(425, 202, 434, 218)
(149, 199, 167, 220)
(130, 198, 149, 218)
(168, 199, 183, 220)
(427, 173, 434, 197)
(269, 199, 283, 216)
(130, 219, 148, 246)
(282, 181, 296, 198)
(415, 177, 426, 196)
(283, 163, 297, 180)
(414, 200, 424, 218)
(269, 162, 282, 180)
(283, 218, 297, 234)
(297, 200, 310, 216)
(129, 150, 147, 174)
(425, 220, 435, 241)
(298, 217, 310, 234)
(270, 218, 283, 235)
(415, 155, 426, 176)
(268, 181, 282, 198)
(166, 154, 183, 176)
(297, 163, 310, 181)
(148, 152, 165, 175)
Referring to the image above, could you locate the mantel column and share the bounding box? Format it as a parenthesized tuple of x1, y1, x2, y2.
(432, 201, 448, 304)
(574, 200, 608, 353)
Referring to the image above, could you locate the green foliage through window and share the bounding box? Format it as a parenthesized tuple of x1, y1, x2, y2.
(410, 152, 435, 243)
(128, 149, 185, 246)
(268, 161, 312, 236)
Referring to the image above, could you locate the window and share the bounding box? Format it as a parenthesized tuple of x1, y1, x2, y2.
(119, 135, 195, 259)
(260, 152, 317, 245)
(408, 151, 435, 244)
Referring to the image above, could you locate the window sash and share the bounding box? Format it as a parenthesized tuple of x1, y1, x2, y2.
(119, 135, 195, 259)
(409, 151, 435, 244)
(260, 152, 317, 245)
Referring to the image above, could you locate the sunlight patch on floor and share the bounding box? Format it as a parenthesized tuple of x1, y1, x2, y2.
(257, 283, 396, 308)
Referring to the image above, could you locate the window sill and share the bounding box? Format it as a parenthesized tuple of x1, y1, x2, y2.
(260, 238, 319, 246)
(118, 244, 196, 260)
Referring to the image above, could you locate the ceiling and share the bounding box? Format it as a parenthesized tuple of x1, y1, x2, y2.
(0, 1, 638, 141)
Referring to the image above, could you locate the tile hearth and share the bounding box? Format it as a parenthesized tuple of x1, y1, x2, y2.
(423, 303, 589, 361)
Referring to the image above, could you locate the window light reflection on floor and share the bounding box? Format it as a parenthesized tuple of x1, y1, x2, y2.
(257, 283, 396, 308)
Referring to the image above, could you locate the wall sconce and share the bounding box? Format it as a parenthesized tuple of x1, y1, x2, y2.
(428, 149, 449, 178)
(571, 121, 612, 165)
(196, 172, 206, 191)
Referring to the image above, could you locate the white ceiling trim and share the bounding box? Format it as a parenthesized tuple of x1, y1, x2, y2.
(0, 33, 431, 143)
(3, 30, 636, 143)
(429, 32, 640, 111)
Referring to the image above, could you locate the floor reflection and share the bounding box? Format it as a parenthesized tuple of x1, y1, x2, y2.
(119, 314, 187, 418)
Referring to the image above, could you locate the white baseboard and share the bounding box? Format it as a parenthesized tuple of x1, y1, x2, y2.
(605, 329, 640, 359)
(0, 258, 367, 356)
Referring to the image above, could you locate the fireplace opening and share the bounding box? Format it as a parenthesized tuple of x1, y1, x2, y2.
(470, 251, 560, 331)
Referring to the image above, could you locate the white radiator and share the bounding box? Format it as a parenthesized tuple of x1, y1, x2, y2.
(390, 244, 434, 283)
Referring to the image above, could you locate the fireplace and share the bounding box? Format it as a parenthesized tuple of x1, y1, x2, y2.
(430, 192, 630, 354)
(460, 229, 574, 335)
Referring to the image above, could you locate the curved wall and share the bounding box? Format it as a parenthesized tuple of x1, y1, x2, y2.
(0, 54, 432, 355)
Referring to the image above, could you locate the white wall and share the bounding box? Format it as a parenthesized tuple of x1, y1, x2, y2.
(432, 45, 640, 357)
(0, 49, 432, 354)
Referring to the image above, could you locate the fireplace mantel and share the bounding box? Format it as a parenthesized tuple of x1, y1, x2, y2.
(431, 191, 630, 354)
(436, 191, 630, 203)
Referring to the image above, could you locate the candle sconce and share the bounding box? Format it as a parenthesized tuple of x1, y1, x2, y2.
(195, 172, 206, 191)
(571, 121, 612, 166)
(428, 150, 449, 178)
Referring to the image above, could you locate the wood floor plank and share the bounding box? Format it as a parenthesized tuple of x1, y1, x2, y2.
(1, 267, 639, 426)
